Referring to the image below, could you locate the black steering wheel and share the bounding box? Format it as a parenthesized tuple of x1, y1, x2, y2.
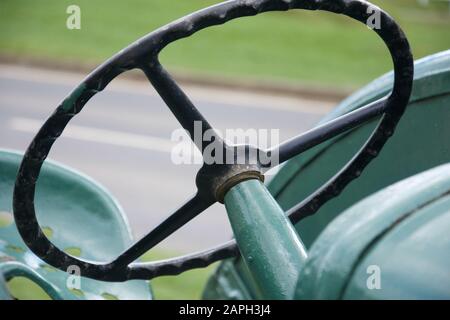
(13, 0, 413, 281)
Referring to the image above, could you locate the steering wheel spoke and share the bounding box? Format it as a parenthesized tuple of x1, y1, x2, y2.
(13, 0, 413, 281)
(141, 62, 223, 153)
(265, 97, 389, 169)
(111, 193, 214, 269)
(128, 240, 239, 279)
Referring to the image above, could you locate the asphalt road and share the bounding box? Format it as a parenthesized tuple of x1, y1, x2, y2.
(0, 64, 334, 252)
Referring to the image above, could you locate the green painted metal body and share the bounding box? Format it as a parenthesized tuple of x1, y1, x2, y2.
(0, 150, 152, 299)
(342, 195, 450, 299)
(271, 50, 450, 250)
(295, 164, 450, 299)
(224, 180, 307, 299)
(203, 50, 450, 299)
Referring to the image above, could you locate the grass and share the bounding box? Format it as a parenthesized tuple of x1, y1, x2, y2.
(0, 0, 449, 88)
(7, 278, 53, 300)
(143, 249, 216, 300)
(5, 249, 215, 300)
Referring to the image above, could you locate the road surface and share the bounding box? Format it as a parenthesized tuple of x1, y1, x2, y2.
(0, 64, 334, 253)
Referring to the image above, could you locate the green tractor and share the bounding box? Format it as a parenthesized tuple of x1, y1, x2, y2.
(1, 0, 449, 300)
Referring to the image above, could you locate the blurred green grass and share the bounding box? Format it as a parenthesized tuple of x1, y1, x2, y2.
(7, 249, 215, 300)
(0, 0, 449, 87)
(143, 249, 216, 300)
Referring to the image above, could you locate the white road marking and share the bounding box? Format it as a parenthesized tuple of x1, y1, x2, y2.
(8, 118, 283, 169)
(9, 117, 185, 153)
(0, 64, 335, 114)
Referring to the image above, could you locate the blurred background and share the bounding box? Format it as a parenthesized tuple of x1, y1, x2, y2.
(0, 0, 449, 299)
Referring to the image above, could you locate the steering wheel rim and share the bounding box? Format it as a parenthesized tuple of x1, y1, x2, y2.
(13, 0, 413, 281)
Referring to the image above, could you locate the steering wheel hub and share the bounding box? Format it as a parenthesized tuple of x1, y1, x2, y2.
(12, 0, 413, 282)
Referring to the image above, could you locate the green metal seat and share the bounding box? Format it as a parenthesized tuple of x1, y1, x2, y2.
(0, 150, 152, 299)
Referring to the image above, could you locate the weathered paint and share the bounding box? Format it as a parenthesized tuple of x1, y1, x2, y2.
(59, 83, 87, 113)
(224, 179, 307, 299)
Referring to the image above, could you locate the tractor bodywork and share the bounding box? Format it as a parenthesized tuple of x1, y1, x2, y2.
(203, 50, 450, 299)
(1, 50, 449, 300)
